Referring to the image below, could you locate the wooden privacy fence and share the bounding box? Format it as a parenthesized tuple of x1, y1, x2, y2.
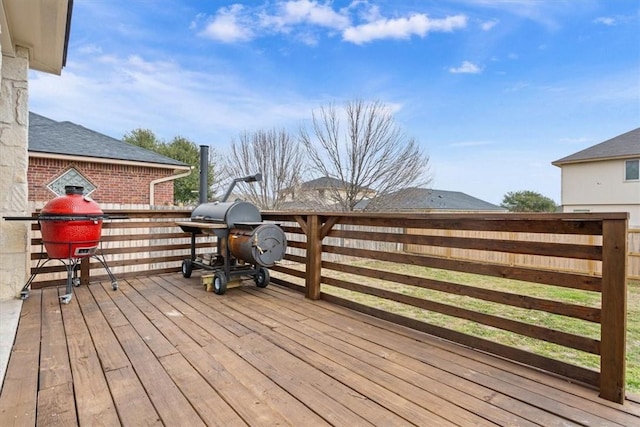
(404, 227, 640, 280)
(26, 209, 630, 403)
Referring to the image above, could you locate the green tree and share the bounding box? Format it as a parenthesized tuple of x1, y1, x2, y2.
(124, 129, 216, 204)
(501, 190, 557, 212)
(123, 128, 159, 151)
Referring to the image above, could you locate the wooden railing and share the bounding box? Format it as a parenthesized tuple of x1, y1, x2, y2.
(27, 210, 629, 403)
(264, 211, 629, 404)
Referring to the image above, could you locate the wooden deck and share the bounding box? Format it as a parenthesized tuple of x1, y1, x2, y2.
(1, 273, 639, 426)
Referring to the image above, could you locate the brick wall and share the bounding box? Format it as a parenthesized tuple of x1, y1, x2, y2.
(28, 157, 175, 206)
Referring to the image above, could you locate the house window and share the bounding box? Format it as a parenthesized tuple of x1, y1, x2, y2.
(48, 168, 96, 196)
(626, 159, 639, 181)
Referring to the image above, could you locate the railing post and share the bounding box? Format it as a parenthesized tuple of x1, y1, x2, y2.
(80, 257, 90, 286)
(305, 214, 321, 300)
(600, 218, 628, 403)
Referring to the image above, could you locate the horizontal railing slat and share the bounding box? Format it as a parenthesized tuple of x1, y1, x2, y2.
(326, 229, 603, 260)
(322, 244, 602, 292)
(321, 293, 601, 387)
(322, 276, 600, 354)
(322, 261, 602, 323)
(329, 217, 605, 235)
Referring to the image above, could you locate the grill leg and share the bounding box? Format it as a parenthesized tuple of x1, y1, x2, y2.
(59, 258, 78, 304)
(20, 257, 54, 300)
(92, 254, 118, 290)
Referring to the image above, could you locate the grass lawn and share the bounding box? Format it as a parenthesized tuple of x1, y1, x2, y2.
(313, 260, 640, 394)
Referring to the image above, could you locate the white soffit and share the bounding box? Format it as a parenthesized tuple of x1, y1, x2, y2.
(1, 0, 71, 75)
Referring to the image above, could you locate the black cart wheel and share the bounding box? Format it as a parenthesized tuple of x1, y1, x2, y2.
(213, 272, 227, 295)
(182, 259, 193, 278)
(254, 267, 270, 288)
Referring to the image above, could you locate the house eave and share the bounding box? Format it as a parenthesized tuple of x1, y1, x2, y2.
(29, 151, 192, 172)
(552, 154, 640, 167)
(1, 0, 73, 75)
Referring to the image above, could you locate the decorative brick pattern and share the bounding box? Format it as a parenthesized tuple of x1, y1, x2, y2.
(28, 158, 175, 205)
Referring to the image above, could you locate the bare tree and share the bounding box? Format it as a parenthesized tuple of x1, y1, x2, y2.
(299, 99, 431, 211)
(222, 128, 305, 210)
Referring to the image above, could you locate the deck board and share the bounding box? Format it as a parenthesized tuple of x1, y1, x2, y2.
(1, 272, 639, 426)
(0, 291, 41, 427)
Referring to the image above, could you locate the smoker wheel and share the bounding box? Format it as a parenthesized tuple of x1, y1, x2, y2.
(182, 259, 193, 278)
(213, 272, 227, 295)
(254, 267, 270, 288)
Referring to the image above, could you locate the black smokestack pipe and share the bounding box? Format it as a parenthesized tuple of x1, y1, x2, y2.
(199, 145, 209, 204)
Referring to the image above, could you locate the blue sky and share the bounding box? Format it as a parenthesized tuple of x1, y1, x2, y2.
(28, 0, 639, 204)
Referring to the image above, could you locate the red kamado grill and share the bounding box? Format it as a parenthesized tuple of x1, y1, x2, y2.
(39, 185, 105, 258)
(177, 174, 287, 295)
(3, 185, 119, 303)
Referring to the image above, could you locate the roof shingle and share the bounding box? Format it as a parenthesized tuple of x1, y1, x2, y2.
(28, 112, 189, 168)
(368, 188, 505, 211)
(552, 128, 640, 165)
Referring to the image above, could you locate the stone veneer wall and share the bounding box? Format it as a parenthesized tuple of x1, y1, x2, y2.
(0, 47, 30, 299)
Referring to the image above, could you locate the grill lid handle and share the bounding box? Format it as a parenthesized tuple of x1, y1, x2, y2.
(221, 173, 262, 202)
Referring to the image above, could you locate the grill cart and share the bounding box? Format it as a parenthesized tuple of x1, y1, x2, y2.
(176, 174, 287, 294)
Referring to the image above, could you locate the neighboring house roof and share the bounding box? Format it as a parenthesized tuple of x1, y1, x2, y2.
(299, 177, 351, 190)
(552, 128, 640, 166)
(369, 188, 506, 211)
(286, 176, 372, 192)
(278, 199, 340, 211)
(300, 176, 346, 190)
(28, 112, 189, 169)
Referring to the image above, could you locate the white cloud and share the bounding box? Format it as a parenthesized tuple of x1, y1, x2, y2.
(594, 16, 616, 26)
(196, 2, 466, 45)
(448, 0, 585, 30)
(199, 4, 254, 42)
(504, 81, 530, 92)
(77, 44, 103, 55)
(449, 60, 482, 74)
(343, 14, 467, 44)
(348, 1, 382, 22)
(277, 0, 350, 28)
(28, 53, 316, 146)
(480, 19, 498, 31)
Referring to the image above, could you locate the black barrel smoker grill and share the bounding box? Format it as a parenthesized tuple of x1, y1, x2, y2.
(177, 176, 287, 294)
